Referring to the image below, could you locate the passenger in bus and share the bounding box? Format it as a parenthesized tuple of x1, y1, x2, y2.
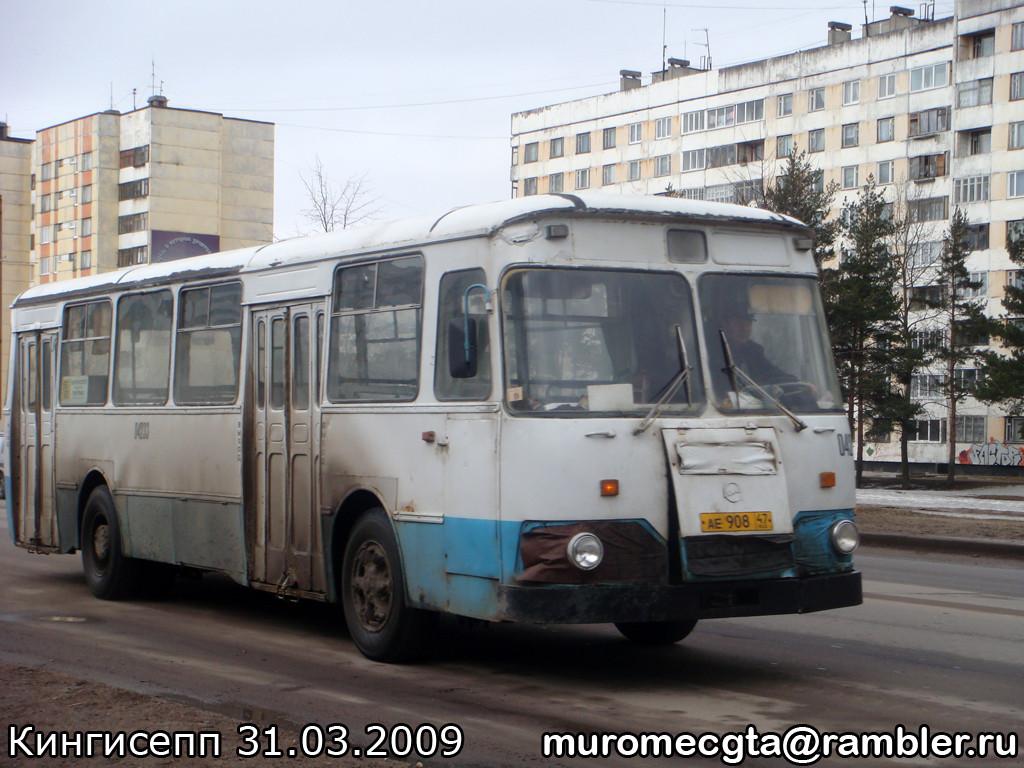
(721, 310, 794, 385)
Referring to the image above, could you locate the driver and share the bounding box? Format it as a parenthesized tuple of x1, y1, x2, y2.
(721, 310, 794, 385)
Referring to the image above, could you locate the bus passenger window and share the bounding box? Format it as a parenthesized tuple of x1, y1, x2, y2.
(435, 268, 491, 401)
(114, 290, 172, 406)
(174, 283, 242, 405)
(60, 300, 111, 406)
(257, 320, 266, 407)
(41, 339, 52, 411)
(24, 343, 37, 410)
(327, 255, 424, 402)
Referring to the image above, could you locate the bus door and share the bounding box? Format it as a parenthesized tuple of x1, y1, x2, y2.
(16, 331, 57, 549)
(251, 304, 323, 592)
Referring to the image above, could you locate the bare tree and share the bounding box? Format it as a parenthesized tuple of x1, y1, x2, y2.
(300, 156, 379, 233)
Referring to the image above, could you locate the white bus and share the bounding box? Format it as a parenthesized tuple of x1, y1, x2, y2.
(6, 194, 861, 661)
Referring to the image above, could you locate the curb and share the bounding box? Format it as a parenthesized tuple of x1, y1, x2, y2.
(861, 532, 1024, 559)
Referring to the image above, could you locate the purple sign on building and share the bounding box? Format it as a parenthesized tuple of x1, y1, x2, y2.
(150, 230, 221, 263)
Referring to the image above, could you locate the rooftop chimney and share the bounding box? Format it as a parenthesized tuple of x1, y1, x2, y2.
(828, 21, 853, 45)
(147, 94, 169, 108)
(0, 122, 7, 140)
(620, 69, 642, 91)
(890, 5, 914, 16)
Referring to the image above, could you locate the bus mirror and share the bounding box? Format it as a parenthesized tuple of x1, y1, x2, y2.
(449, 318, 478, 379)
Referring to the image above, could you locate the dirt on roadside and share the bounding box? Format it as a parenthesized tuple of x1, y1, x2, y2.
(856, 505, 1024, 541)
(0, 663, 399, 767)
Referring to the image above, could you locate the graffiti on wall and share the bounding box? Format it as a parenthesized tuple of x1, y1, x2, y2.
(958, 440, 1024, 467)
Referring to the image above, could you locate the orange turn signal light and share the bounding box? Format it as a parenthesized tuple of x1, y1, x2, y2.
(819, 471, 837, 489)
(600, 479, 620, 497)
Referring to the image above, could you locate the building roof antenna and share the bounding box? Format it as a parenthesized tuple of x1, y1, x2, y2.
(662, 4, 667, 74)
(692, 27, 712, 70)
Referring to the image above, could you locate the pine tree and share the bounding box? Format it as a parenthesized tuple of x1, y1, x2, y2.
(934, 208, 991, 485)
(975, 228, 1024, 420)
(762, 148, 841, 268)
(825, 178, 900, 483)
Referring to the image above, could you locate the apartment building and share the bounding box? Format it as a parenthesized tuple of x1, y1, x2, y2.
(510, 0, 1024, 470)
(30, 97, 274, 285)
(0, 123, 34, 406)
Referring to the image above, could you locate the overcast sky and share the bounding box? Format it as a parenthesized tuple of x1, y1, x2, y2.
(2, 0, 956, 238)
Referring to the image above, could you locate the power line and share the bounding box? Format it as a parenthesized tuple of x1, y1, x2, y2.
(585, 0, 862, 10)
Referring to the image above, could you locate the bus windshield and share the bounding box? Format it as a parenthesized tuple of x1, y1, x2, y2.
(699, 274, 842, 414)
(501, 268, 705, 415)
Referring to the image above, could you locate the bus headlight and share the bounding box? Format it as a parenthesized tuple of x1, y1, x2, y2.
(566, 532, 604, 571)
(829, 520, 860, 555)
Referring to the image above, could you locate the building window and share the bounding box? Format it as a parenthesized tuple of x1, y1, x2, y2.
(705, 183, 735, 203)
(842, 166, 858, 189)
(808, 128, 825, 153)
(955, 175, 990, 203)
(119, 145, 150, 169)
(80, 152, 93, 171)
(776, 93, 792, 117)
(1009, 270, 1024, 290)
(523, 142, 538, 163)
(575, 132, 591, 154)
(878, 160, 894, 185)
(80, 218, 92, 237)
(655, 116, 672, 139)
(909, 196, 948, 223)
(876, 116, 895, 143)
(523, 177, 537, 196)
(910, 240, 942, 268)
(118, 212, 148, 234)
(909, 419, 947, 442)
(80, 185, 93, 203)
(960, 128, 992, 156)
(842, 80, 860, 105)
(550, 137, 564, 158)
(807, 87, 825, 112)
(966, 223, 990, 251)
(548, 173, 563, 193)
(602, 164, 615, 186)
(910, 373, 945, 399)
(964, 30, 995, 59)
(776, 134, 793, 158)
(737, 140, 763, 164)
(707, 144, 738, 168)
(39, 194, 53, 213)
(909, 153, 947, 180)
(842, 122, 859, 148)
(682, 148, 705, 171)
(957, 78, 993, 108)
(1006, 416, 1024, 442)
(682, 110, 704, 133)
(878, 73, 897, 99)
(908, 107, 950, 137)
(735, 99, 764, 124)
(602, 127, 615, 150)
(118, 178, 149, 200)
(40, 162, 54, 181)
(909, 62, 948, 92)
(706, 105, 736, 129)
(1010, 220, 1024, 245)
(654, 154, 671, 177)
(628, 122, 642, 144)
(628, 159, 642, 181)
(1012, 72, 1024, 101)
(1014, 22, 1024, 52)
(80, 250, 92, 269)
(39, 256, 51, 275)
(956, 415, 986, 444)
(1009, 170, 1024, 198)
(575, 168, 590, 190)
(1010, 122, 1024, 150)
(957, 272, 988, 299)
(117, 246, 149, 267)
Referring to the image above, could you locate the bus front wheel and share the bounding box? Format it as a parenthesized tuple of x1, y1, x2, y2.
(81, 486, 142, 600)
(340, 509, 433, 663)
(614, 619, 697, 645)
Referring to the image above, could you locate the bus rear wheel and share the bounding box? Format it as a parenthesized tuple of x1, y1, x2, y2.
(81, 486, 142, 600)
(340, 509, 432, 663)
(614, 619, 697, 645)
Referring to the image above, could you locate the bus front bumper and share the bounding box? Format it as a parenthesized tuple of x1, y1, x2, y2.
(496, 570, 862, 624)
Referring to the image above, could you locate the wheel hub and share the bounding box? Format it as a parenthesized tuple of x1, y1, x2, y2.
(92, 521, 110, 564)
(351, 540, 392, 633)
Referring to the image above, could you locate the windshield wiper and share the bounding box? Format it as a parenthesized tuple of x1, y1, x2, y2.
(718, 330, 807, 433)
(634, 325, 691, 435)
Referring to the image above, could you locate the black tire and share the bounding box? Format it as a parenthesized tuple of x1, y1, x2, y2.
(80, 486, 142, 600)
(614, 619, 697, 645)
(340, 509, 433, 662)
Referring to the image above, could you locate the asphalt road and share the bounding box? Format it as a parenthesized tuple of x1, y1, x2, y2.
(1, 508, 1021, 767)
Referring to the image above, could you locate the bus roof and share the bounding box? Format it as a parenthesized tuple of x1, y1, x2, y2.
(14, 193, 805, 307)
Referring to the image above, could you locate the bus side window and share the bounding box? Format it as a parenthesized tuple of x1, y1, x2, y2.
(174, 282, 242, 405)
(60, 300, 111, 406)
(113, 290, 173, 406)
(41, 339, 52, 411)
(24, 342, 37, 411)
(292, 315, 309, 411)
(435, 268, 491, 401)
(256, 320, 266, 407)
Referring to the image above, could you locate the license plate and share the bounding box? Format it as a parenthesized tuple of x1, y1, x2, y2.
(700, 511, 773, 533)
